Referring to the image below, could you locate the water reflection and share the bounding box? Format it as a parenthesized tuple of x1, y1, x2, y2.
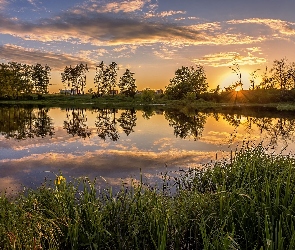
(165, 110, 208, 140)
(95, 108, 119, 141)
(118, 108, 137, 136)
(247, 117, 295, 146)
(0, 106, 54, 140)
(1, 106, 295, 193)
(64, 108, 91, 138)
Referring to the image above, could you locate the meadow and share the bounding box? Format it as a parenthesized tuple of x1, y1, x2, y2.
(1, 144, 295, 249)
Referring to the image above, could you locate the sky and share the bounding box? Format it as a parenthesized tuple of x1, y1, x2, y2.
(1, 0, 295, 92)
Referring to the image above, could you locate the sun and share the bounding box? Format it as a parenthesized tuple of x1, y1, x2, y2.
(235, 85, 242, 92)
(219, 70, 253, 90)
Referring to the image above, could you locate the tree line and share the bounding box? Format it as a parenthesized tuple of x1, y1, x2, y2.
(1, 57, 295, 101)
(61, 61, 137, 97)
(0, 62, 51, 99)
(0, 61, 137, 100)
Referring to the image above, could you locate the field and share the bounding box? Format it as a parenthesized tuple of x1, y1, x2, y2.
(1, 145, 295, 249)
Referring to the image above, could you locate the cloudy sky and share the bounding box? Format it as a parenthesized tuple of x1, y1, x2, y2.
(1, 0, 295, 92)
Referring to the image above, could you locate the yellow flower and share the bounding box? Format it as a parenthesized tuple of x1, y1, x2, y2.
(55, 175, 66, 185)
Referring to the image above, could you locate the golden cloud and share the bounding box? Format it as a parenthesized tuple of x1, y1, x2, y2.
(193, 50, 266, 67)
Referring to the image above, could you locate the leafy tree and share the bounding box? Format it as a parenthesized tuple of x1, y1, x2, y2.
(257, 66, 274, 89)
(141, 88, 155, 102)
(118, 69, 137, 97)
(61, 63, 88, 94)
(271, 58, 290, 90)
(287, 62, 295, 89)
(108, 62, 118, 95)
(31, 63, 51, 95)
(94, 61, 108, 96)
(94, 61, 118, 97)
(165, 65, 208, 100)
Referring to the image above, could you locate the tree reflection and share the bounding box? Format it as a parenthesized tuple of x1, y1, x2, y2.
(219, 112, 295, 147)
(251, 117, 295, 146)
(95, 109, 119, 141)
(0, 106, 54, 140)
(117, 109, 137, 136)
(142, 106, 155, 120)
(63, 108, 91, 138)
(164, 110, 208, 140)
(222, 114, 242, 128)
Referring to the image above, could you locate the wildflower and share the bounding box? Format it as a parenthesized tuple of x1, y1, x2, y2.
(55, 175, 66, 185)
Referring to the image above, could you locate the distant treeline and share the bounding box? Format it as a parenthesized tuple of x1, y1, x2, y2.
(1, 58, 295, 103)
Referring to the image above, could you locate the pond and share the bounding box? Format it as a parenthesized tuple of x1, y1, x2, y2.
(1, 105, 295, 194)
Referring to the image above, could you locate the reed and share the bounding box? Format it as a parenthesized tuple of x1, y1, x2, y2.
(1, 145, 295, 249)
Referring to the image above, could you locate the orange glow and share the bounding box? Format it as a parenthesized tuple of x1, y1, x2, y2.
(235, 85, 242, 92)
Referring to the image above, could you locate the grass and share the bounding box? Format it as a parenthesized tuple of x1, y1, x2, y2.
(1, 145, 295, 249)
(1, 93, 295, 113)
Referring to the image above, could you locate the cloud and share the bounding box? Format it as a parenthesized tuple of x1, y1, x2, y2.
(0, 44, 96, 70)
(0, 0, 8, 10)
(227, 18, 295, 37)
(72, 0, 151, 14)
(0, 11, 268, 48)
(145, 10, 186, 18)
(193, 49, 267, 67)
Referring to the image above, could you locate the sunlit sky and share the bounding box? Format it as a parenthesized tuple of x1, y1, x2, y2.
(1, 0, 295, 92)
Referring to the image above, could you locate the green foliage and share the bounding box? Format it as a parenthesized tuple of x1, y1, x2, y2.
(165, 65, 208, 100)
(141, 88, 155, 102)
(31, 63, 51, 95)
(94, 61, 118, 96)
(2, 146, 295, 248)
(61, 63, 88, 95)
(118, 69, 137, 97)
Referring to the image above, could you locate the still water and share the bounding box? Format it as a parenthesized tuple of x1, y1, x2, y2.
(1, 105, 295, 193)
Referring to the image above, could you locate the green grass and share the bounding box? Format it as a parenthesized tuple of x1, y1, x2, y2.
(1, 145, 295, 249)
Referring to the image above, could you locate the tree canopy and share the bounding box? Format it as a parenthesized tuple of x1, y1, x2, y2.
(165, 65, 208, 100)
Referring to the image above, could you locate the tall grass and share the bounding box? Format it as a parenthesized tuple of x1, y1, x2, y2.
(1, 145, 295, 249)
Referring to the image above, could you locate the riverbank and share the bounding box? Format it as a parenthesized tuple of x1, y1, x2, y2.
(0, 93, 295, 111)
(1, 145, 295, 249)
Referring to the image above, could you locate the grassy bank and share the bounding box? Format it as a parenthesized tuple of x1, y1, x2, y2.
(1, 145, 295, 249)
(1, 93, 295, 112)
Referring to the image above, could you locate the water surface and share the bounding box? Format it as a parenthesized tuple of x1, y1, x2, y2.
(1, 105, 295, 193)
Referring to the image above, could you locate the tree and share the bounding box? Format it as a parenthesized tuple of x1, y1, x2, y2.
(287, 62, 295, 89)
(271, 58, 289, 90)
(229, 61, 243, 90)
(31, 63, 51, 95)
(94, 61, 108, 96)
(165, 65, 208, 100)
(108, 62, 118, 96)
(94, 61, 118, 97)
(141, 88, 155, 102)
(118, 69, 137, 97)
(257, 66, 274, 89)
(61, 63, 88, 94)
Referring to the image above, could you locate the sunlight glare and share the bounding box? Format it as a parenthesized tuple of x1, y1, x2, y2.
(235, 85, 242, 92)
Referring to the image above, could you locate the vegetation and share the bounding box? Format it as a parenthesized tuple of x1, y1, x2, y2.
(0, 62, 51, 100)
(2, 57, 295, 107)
(1, 145, 295, 249)
(61, 63, 89, 95)
(165, 65, 208, 100)
(118, 69, 137, 97)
